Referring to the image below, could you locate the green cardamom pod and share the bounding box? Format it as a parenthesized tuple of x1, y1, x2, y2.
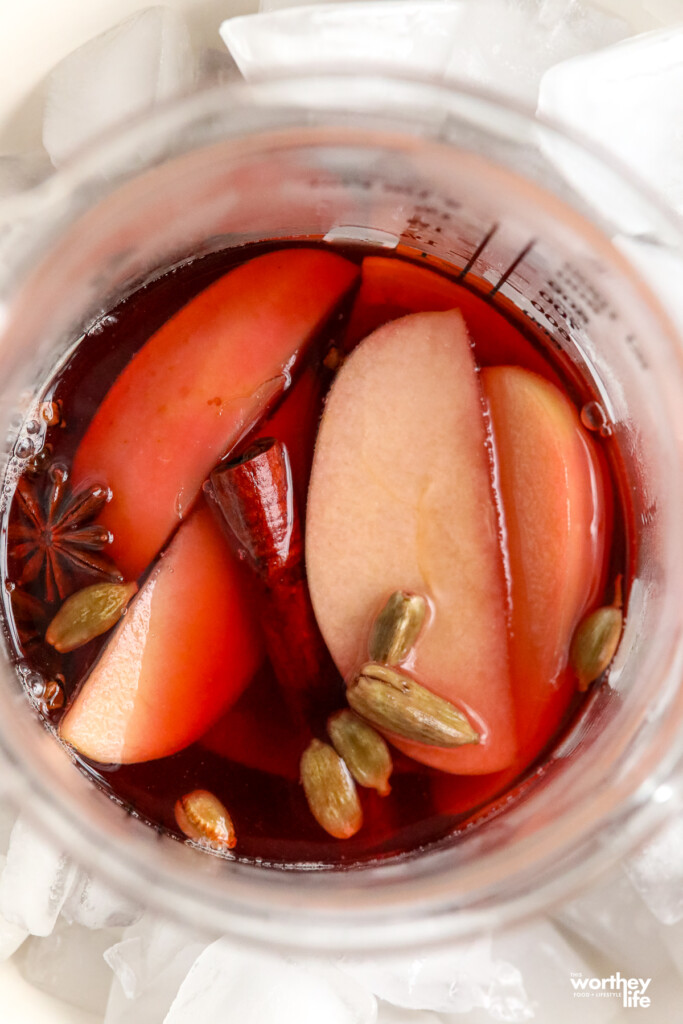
(570, 605, 623, 691)
(328, 709, 392, 795)
(46, 581, 137, 653)
(348, 663, 479, 748)
(369, 591, 427, 665)
(300, 739, 363, 839)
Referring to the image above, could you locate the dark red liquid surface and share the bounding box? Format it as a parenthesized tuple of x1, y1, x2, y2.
(1, 242, 627, 867)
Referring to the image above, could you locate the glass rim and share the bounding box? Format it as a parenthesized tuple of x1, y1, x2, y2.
(4, 67, 683, 247)
(1, 69, 683, 953)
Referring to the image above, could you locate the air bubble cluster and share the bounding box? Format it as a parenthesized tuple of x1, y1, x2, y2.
(580, 400, 613, 438)
(14, 438, 35, 460)
(10, 401, 63, 474)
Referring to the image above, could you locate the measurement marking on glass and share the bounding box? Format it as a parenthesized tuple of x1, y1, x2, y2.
(457, 224, 499, 281)
(489, 240, 536, 297)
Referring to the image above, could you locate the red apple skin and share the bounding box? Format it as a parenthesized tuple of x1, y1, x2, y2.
(252, 365, 325, 510)
(200, 705, 302, 781)
(344, 256, 555, 378)
(430, 761, 540, 820)
(306, 310, 516, 775)
(71, 248, 357, 579)
(482, 366, 609, 765)
(200, 670, 303, 780)
(59, 504, 263, 765)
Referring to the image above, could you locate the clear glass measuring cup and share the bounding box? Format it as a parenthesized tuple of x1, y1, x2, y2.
(0, 74, 682, 953)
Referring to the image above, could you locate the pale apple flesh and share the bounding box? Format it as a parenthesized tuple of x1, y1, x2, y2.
(59, 504, 263, 764)
(306, 310, 517, 774)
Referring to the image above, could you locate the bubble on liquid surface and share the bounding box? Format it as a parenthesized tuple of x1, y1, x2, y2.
(13, 439, 34, 460)
(580, 400, 613, 437)
(26, 448, 53, 476)
(25, 671, 46, 700)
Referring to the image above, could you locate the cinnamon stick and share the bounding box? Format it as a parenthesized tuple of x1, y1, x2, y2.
(204, 437, 341, 727)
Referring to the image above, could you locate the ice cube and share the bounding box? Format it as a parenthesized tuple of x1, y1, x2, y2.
(492, 920, 621, 1024)
(336, 935, 529, 1017)
(0, 857, 27, 959)
(43, 7, 196, 168)
(442, 0, 629, 106)
(62, 870, 142, 931)
(222, 3, 469, 84)
(17, 919, 120, 1015)
(164, 938, 377, 1024)
(221, 1, 627, 107)
(104, 914, 209, 1024)
(623, 813, 683, 925)
(260, 0, 658, 34)
(0, 815, 80, 936)
(538, 25, 683, 233)
(557, 867, 674, 980)
(0, 152, 52, 200)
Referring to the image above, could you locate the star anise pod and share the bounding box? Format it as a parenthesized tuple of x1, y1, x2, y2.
(8, 586, 49, 647)
(9, 464, 123, 604)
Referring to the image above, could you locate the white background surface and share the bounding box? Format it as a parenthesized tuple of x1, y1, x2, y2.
(0, 0, 257, 150)
(0, 958, 98, 1024)
(0, 0, 679, 1021)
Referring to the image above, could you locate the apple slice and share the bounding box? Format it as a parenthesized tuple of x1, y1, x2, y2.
(306, 310, 516, 774)
(200, 669, 303, 780)
(430, 762, 540, 820)
(59, 504, 263, 764)
(482, 366, 609, 764)
(344, 256, 555, 377)
(72, 248, 357, 579)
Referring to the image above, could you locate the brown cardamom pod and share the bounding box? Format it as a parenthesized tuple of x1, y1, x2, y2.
(175, 789, 237, 850)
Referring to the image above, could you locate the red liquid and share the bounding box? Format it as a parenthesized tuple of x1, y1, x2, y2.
(1, 243, 627, 867)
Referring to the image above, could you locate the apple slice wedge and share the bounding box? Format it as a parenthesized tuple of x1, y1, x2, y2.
(482, 366, 609, 764)
(306, 310, 516, 774)
(199, 669, 304, 780)
(344, 256, 555, 378)
(72, 248, 357, 579)
(59, 504, 263, 764)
